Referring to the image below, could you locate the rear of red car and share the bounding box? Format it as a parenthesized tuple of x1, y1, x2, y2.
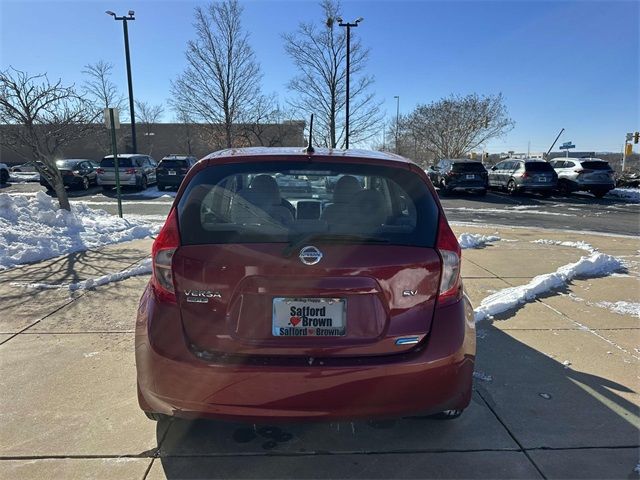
(135, 148, 475, 422)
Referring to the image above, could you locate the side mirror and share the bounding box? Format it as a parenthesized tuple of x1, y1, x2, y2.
(491, 166, 497, 171)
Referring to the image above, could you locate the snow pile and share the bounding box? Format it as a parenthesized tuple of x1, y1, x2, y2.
(458, 233, 501, 249)
(474, 252, 623, 323)
(606, 188, 640, 203)
(124, 188, 176, 199)
(12, 258, 152, 291)
(532, 239, 596, 254)
(596, 301, 640, 318)
(0, 191, 160, 269)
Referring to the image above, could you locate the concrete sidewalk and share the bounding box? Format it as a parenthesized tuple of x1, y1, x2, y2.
(0, 226, 638, 479)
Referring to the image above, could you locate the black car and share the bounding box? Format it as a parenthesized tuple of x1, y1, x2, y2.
(431, 159, 488, 195)
(156, 155, 198, 191)
(40, 159, 98, 191)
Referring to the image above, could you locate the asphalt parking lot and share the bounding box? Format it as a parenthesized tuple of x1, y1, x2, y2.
(1, 223, 638, 479)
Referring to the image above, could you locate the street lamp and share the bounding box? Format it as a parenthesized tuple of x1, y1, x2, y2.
(394, 95, 400, 154)
(337, 16, 363, 149)
(106, 10, 137, 153)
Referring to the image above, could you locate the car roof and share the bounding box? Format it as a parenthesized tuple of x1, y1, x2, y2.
(202, 147, 412, 166)
(57, 158, 90, 162)
(161, 155, 192, 160)
(102, 154, 144, 159)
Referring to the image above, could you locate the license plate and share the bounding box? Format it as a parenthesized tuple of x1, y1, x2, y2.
(272, 297, 346, 337)
(466, 174, 475, 179)
(168, 171, 177, 175)
(536, 176, 547, 182)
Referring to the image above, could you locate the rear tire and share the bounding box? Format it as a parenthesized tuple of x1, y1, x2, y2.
(430, 409, 464, 420)
(139, 176, 148, 191)
(157, 184, 165, 192)
(507, 179, 518, 195)
(478, 189, 487, 196)
(439, 180, 451, 196)
(558, 180, 572, 196)
(592, 190, 607, 199)
(0, 169, 9, 185)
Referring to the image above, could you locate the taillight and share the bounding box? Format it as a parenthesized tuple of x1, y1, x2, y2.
(96, 168, 104, 174)
(151, 209, 180, 302)
(436, 213, 462, 306)
(125, 168, 136, 175)
(522, 172, 530, 179)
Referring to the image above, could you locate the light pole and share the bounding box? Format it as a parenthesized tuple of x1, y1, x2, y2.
(394, 95, 400, 154)
(106, 10, 137, 153)
(337, 17, 363, 149)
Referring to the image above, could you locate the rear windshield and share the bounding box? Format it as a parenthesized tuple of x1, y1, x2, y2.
(159, 159, 189, 168)
(452, 162, 486, 172)
(581, 161, 611, 170)
(100, 157, 133, 168)
(177, 161, 439, 247)
(525, 162, 554, 172)
(55, 160, 80, 169)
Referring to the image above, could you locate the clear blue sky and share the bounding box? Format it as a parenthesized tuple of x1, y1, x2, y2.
(1, 0, 638, 153)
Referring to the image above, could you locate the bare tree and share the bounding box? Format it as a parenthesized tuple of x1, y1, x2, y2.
(173, 105, 195, 155)
(82, 60, 126, 115)
(283, 0, 382, 149)
(403, 93, 515, 160)
(171, 0, 262, 148)
(0, 68, 98, 210)
(135, 100, 164, 154)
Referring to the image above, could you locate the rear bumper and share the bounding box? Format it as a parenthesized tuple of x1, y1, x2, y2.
(98, 176, 138, 186)
(568, 180, 615, 192)
(135, 287, 476, 422)
(157, 174, 186, 186)
(519, 183, 556, 191)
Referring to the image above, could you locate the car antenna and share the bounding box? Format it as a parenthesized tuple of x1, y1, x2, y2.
(305, 114, 315, 154)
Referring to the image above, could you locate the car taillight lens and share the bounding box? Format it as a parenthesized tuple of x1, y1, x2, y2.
(522, 172, 530, 179)
(125, 168, 136, 174)
(151, 209, 180, 303)
(96, 168, 104, 174)
(436, 213, 461, 306)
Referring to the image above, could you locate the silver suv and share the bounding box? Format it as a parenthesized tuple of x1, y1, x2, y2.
(488, 158, 557, 196)
(97, 154, 157, 191)
(549, 158, 615, 198)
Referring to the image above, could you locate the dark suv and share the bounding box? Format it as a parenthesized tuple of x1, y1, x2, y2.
(488, 159, 557, 196)
(431, 159, 488, 195)
(156, 155, 198, 191)
(136, 147, 475, 423)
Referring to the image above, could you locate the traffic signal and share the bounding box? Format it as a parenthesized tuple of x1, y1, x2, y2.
(634, 131, 639, 144)
(625, 143, 633, 157)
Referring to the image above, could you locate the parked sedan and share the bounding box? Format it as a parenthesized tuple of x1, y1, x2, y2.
(10, 162, 38, 173)
(549, 158, 615, 198)
(488, 159, 557, 196)
(137, 147, 474, 423)
(431, 159, 488, 195)
(97, 154, 157, 191)
(40, 159, 98, 191)
(156, 155, 197, 191)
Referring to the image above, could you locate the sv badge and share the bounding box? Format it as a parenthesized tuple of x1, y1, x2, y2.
(402, 289, 417, 297)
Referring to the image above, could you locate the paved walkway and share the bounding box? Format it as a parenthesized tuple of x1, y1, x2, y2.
(0, 227, 638, 479)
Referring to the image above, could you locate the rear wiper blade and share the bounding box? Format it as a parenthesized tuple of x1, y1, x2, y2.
(282, 233, 389, 257)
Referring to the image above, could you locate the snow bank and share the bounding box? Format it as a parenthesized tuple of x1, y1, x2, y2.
(458, 233, 501, 249)
(606, 188, 640, 203)
(532, 239, 596, 254)
(447, 206, 575, 217)
(474, 252, 623, 323)
(123, 187, 176, 199)
(596, 301, 640, 318)
(0, 192, 160, 269)
(12, 258, 152, 291)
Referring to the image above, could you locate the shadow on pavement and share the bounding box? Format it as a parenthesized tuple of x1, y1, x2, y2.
(151, 324, 639, 479)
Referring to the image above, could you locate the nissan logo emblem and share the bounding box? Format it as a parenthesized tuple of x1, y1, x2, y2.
(299, 246, 323, 265)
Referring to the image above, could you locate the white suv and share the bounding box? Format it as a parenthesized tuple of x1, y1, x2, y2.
(549, 158, 615, 198)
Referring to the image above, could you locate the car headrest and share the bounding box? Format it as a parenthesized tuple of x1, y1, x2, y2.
(249, 174, 281, 205)
(333, 175, 361, 204)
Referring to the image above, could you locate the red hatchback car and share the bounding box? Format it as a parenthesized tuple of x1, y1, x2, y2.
(136, 147, 475, 422)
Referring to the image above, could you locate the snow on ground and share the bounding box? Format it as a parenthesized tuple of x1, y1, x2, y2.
(606, 188, 640, 203)
(474, 251, 623, 323)
(458, 233, 501, 249)
(11, 258, 152, 291)
(0, 191, 160, 270)
(447, 206, 576, 217)
(122, 187, 177, 199)
(595, 301, 640, 318)
(532, 239, 596, 254)
(9, 172, 40, 183)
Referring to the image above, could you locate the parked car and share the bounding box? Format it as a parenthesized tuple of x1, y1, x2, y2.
(549, 158, 615, 198)
(39, 159, 98, 191)
(136, 147, 475, 423)
(0, 163, 9, 185)
(431, 159, 488, 195)
(156, 155, 197, 191)
(488, 158, 557, 195)
(10, 162, 38, 173)
(97, 154, 157, 191)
